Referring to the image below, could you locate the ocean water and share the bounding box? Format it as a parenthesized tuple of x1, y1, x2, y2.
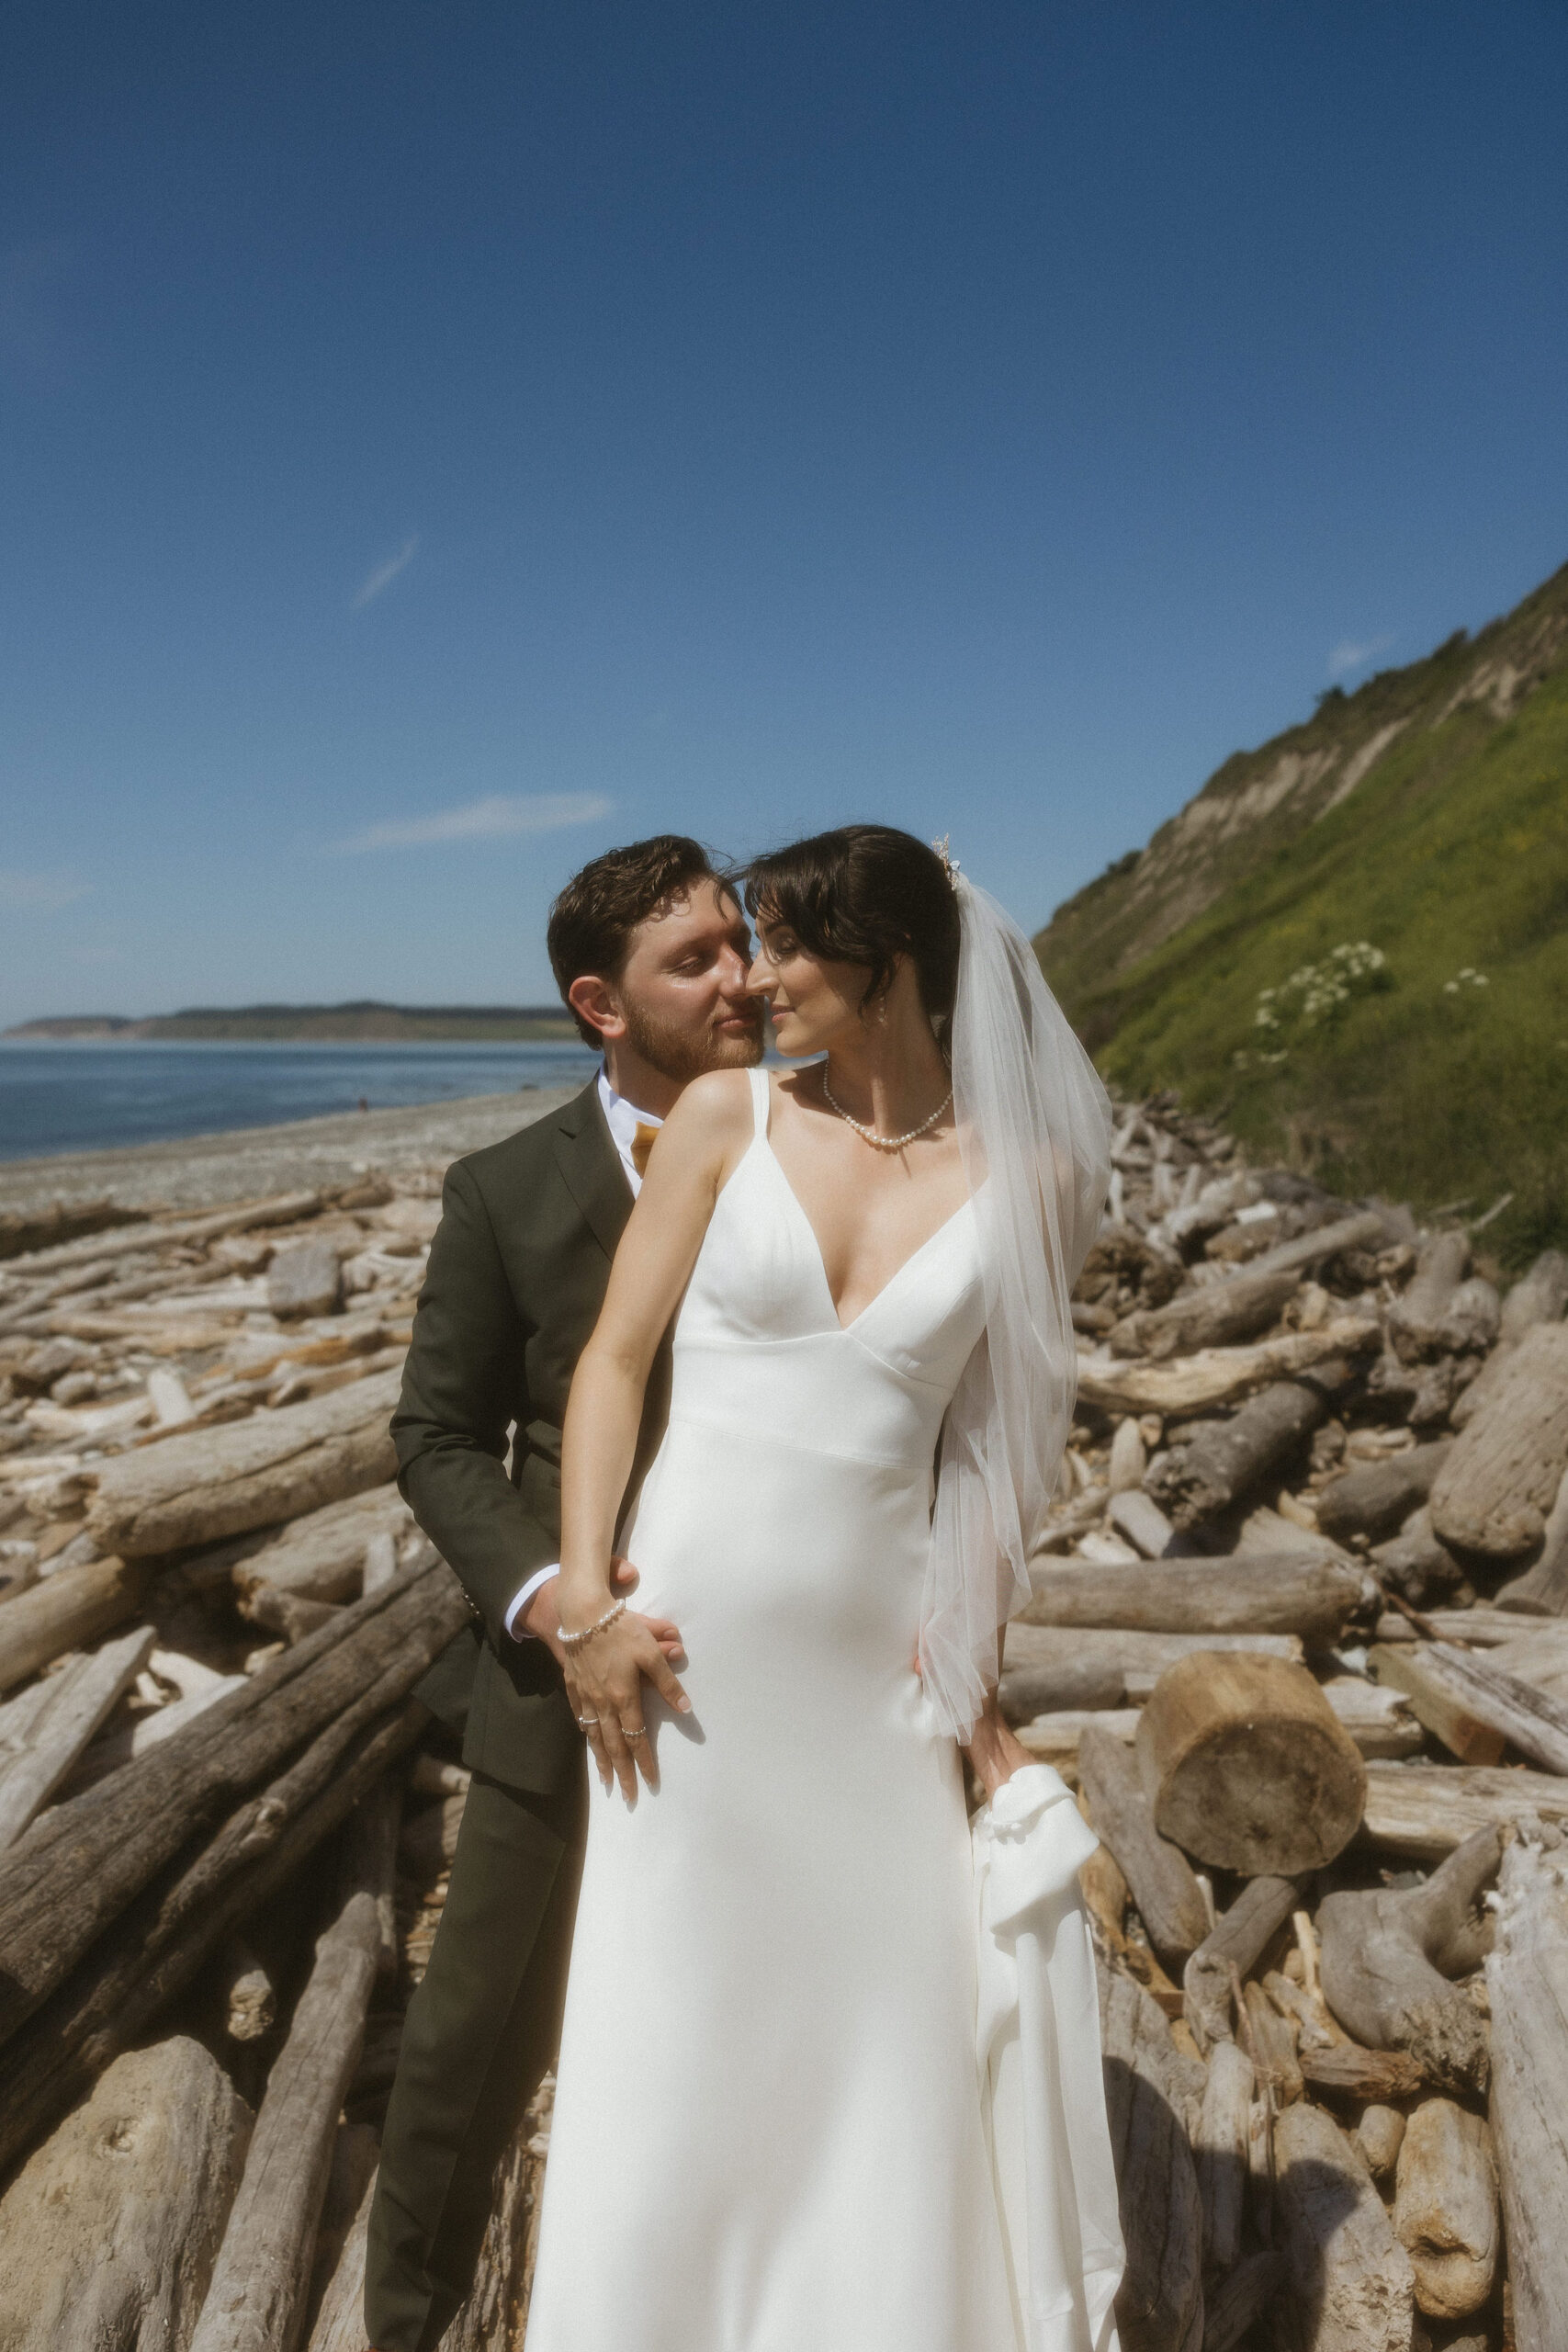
(0, 1039, 603, 1162)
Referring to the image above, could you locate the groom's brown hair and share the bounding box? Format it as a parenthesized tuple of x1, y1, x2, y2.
(547, 834, 732, 1046)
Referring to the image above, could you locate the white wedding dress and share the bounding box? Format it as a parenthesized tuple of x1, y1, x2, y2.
(525, 1069, 1122, 2352)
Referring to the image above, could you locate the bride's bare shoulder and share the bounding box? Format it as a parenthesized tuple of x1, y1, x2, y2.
(660, 1067, 758, 1149)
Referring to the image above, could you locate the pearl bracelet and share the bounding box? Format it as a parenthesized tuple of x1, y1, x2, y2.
(559, 1596, 627, 1652)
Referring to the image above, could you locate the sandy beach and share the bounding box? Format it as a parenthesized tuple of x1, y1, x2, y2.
(0, 1085, 578, 1218)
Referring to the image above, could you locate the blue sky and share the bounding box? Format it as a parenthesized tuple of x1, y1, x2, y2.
(3, 2, 1566, 1024)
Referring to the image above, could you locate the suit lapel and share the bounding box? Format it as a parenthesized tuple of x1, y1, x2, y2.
(553, 1080, 633, 1263)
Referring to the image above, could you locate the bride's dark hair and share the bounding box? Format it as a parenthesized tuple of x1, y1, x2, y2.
(745, 824, 960, 1038)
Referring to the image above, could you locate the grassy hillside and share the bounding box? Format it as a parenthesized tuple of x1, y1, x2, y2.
(1037, 587, 1568, 1269)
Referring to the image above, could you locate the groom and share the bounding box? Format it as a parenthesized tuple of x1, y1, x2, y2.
(365, 834, 763, 2352)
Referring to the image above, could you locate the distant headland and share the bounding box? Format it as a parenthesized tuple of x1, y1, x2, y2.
(4, 1001, 581, 1044)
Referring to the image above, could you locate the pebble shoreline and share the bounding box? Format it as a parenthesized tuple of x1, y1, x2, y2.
(0, 1087, 579, 1219)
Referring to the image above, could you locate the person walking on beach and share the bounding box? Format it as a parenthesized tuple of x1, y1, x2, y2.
(363, 834, 763, 2352)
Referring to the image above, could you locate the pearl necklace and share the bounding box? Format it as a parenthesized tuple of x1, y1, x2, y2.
(820, 1071, 953, 1151)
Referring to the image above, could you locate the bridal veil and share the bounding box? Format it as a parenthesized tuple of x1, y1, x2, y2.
(920, 867, 1113, 1742)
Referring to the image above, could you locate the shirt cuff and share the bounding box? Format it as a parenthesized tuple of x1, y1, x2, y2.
(504, 1563, 560, 1640)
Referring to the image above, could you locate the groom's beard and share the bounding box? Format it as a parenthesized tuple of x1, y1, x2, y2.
(621, 997, 764, 1082)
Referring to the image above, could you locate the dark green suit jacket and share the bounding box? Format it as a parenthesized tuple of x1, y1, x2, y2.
(391, 1080, 670, 1797)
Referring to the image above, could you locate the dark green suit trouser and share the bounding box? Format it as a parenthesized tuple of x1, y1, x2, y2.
(364, 1762, 588, 2352)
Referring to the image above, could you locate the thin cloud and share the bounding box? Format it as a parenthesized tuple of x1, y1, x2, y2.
(0, 869, 90, 912)
(352, 534, 420, 609)
(1327, 633, 1394, 681)
(335, 791, 614, 854)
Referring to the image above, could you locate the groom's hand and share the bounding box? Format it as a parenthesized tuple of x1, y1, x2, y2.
(523, 1556, 684, 1672)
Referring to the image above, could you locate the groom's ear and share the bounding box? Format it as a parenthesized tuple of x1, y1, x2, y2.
(567, 973, 626, 1043)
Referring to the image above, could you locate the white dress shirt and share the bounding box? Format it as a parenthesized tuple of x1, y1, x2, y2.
(503, 1070, 662, 1639)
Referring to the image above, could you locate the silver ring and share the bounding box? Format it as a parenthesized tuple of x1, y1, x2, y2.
(620, 1724, 648, 1741)
(576, 1715, 599, 1729)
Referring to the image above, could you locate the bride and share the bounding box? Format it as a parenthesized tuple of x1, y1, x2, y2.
(524, 825, 1124, 2352)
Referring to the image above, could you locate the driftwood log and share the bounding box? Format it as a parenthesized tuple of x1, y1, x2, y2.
(188, 1888, 382, 2352)
(1300, 2042, 1423, 2103)
(1109, 1266, 1300, 1360)
(1135, 1653, 1367, 1875)
(1183, 1873, 1307, 2054)
(209, 1481, 413, 1603)
(1484, 1827, 1568, 2352)
(1193, 2036, 1254, 2273)
(1315, 1442, 1451, 1546)
(1078, 1723, 1211, 1971)
(85, 1366, 402, 1558)
(0, 1622, 154, 1848)
(0, 1555, 150, 1696)
(1099, 1965, 1206, 2352)
(1077, 1319, 1378, 1419)
(1243, 1207, 1388, 1283)
(1199, 2250, 1287, 2352)
(1389, 1229, 1472, 1362)
(1023, 1555, 1369, 1643)
(1317, 1825, 1499, 2091)
(1007, 1623, 1304, 1686)
(304, 2165, 378, 2352)
(0, 1695, 426, 2174)
(1359, 1758, 1568, 1855)
(1392, 2096, 1498, 2322)
(0, 2035, 253, 2351)
(1428, 1323, 1568, 1562)
(1151, 1375, 1334, 1528)
(0, 1555, 462, 2051)
(1367, 1644, 1507, 1767)
(1496, 1458, 1568, 1616)
(1273, 2098, 1416, 2351)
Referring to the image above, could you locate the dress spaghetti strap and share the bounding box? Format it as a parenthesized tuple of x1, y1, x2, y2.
(748, 1064, 770, 1138)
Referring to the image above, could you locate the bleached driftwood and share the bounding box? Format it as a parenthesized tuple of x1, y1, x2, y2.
(1199, 2251, 1286, 2352)
(1389, 1230, 1472, 1363)
(1273, 2099, 1416, 2351)
(196, 1483, 413, 1602)
(1109, 1265, 1299, 1360)
(344, 1775, 402, 1980)
(1316, 1442, 1451, 1545)
(0, 2035, 253, 2351)
(0, 1555, 149, 1697)
(1495, 1454, 1568, 1618)
(1241, 1208, 1389, 1283)
(1317, 1825, 1499, 2092)
(304, 2168, 377, 2352)
(0, 1557, 464, 2059)
(1136, 1653, 1367, 1875)
(1076, 1319, 1378, 1418)
(188, 1889, 382, 2352)
(1078, 1722, 1210, 1972)
(0, 1696, 424, 2175)
(1099, 1966, 1206, 2352)
(1428, 1323, 1568, 1562)
(1484, 1826, 1568, 2352)
(85, 1366, 402, 1558)
(1151, 1376, 1337, 1529)
(1393, 2096, 1498, 2322)
(1367, 1644, 1506, 1767)
(1360, 1758, 1568, 1855)
(0, 1623, 154, 1847)
(1023, 1554, 1368, 1644)
(1183, 1873, 1306, 2054)
(1008, 1623, 1305, 1686)
(1193, 2036, 1254, 2272)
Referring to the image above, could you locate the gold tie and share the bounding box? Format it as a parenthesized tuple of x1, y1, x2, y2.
(631, 1121, 660, 1180)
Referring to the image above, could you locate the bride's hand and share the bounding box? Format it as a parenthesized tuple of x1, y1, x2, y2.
(963, 1690, 1033, 1802)
(564, 1609, 693, 1802)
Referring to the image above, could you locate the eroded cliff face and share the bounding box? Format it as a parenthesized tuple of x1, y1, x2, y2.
(1037, 560, 1568, 998)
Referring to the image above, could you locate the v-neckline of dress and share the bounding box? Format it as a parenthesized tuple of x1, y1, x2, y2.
(757, 1134, 970, 1337)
